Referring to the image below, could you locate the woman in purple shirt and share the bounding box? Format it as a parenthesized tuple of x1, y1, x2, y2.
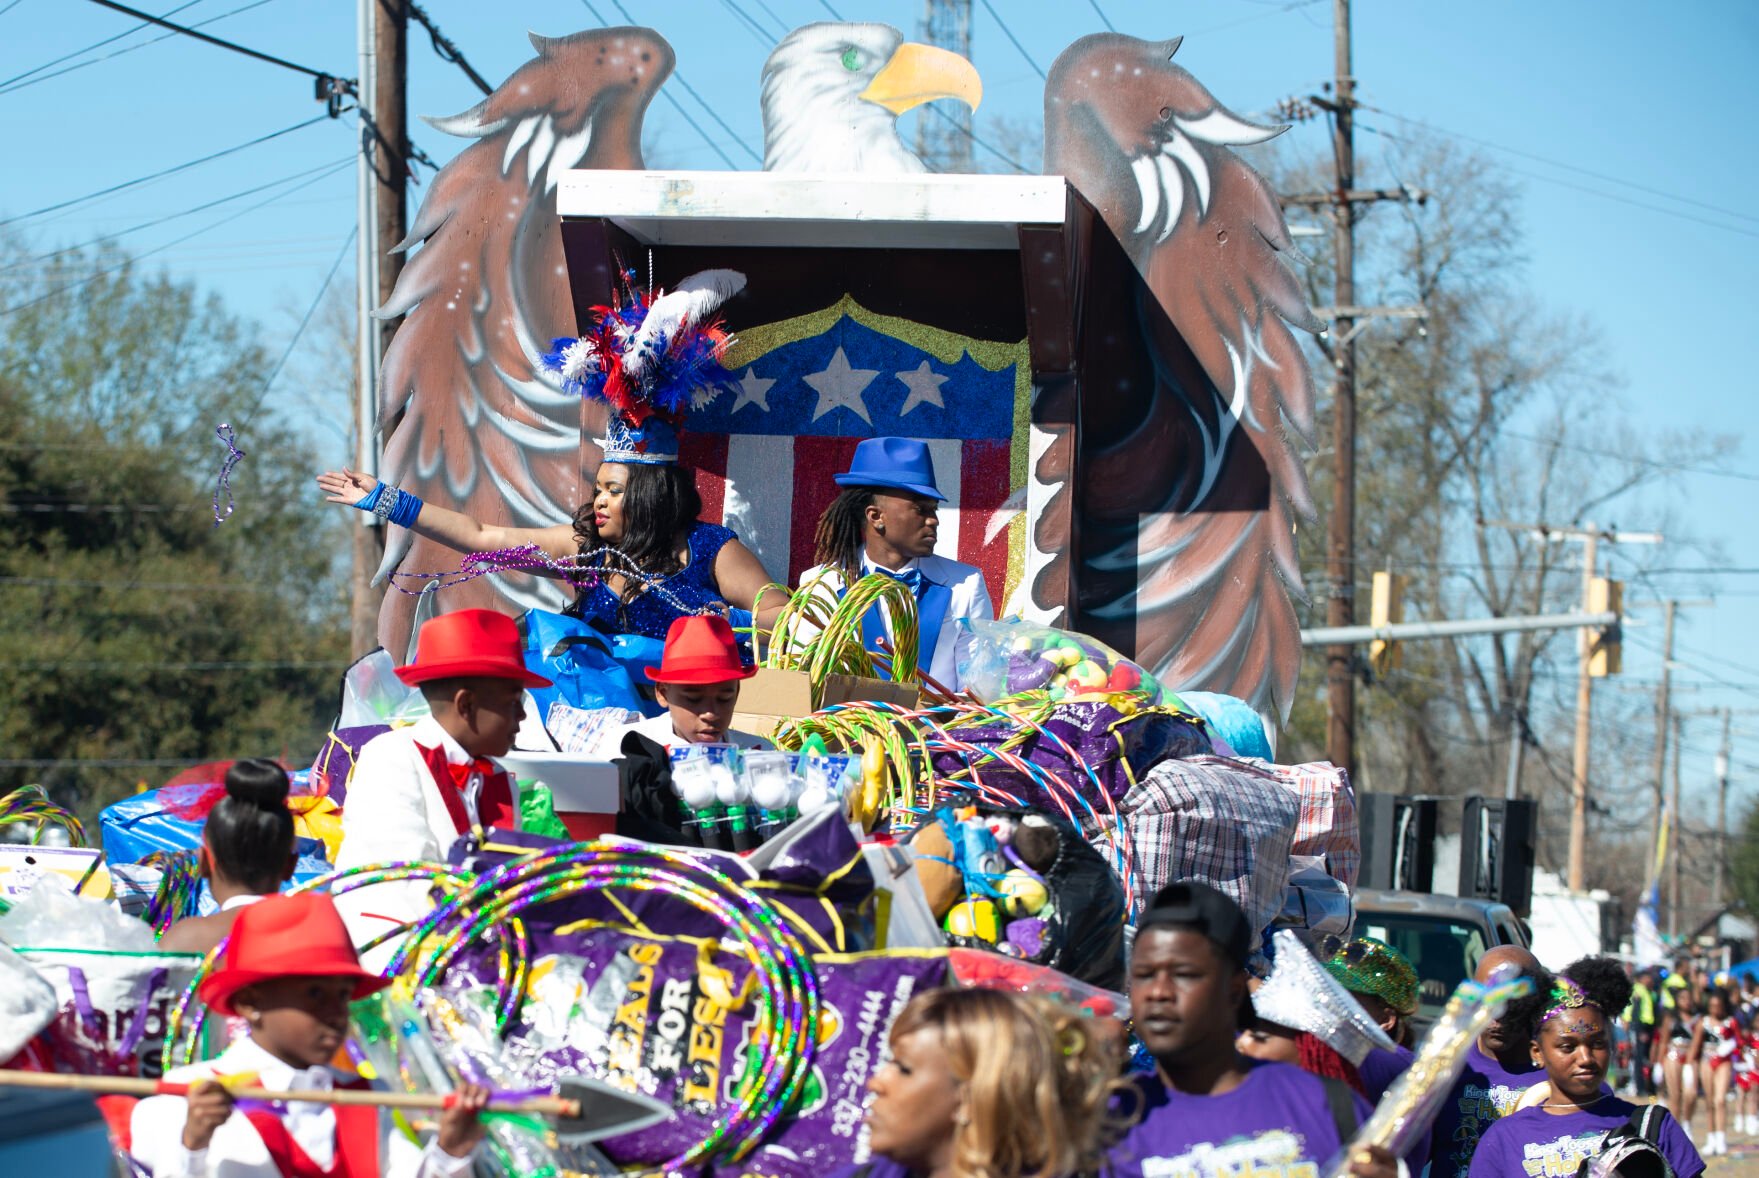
(826, 986, 1125, 1178)
(1469, 956, 1703, 1178)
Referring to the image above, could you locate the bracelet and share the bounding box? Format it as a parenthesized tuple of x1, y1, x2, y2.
(353, 480, 424, 528)
(726, 607, 754, 630)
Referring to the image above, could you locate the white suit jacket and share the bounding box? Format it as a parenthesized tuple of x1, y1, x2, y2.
(331, 717, 515, 966)
(794, 553, 994, 691)
(128, 1037, 472, 1178)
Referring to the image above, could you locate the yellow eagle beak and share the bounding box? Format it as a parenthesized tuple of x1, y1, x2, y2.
(859, 41, 983, 116)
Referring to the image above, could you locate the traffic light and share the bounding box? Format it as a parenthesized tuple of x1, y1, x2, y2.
(1587, 576, 1622, 677)
(1369, 570, 1408, 677)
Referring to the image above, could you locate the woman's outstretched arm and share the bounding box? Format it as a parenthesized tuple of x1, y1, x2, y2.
(316, 468, 578, 563)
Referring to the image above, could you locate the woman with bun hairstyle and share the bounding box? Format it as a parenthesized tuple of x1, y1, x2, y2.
(1469, 956, 1703, 1178)
(159, 759, 297, 955)
(830, 987, 1124, 1178)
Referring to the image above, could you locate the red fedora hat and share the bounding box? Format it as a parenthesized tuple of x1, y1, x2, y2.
(395, 608, 551, 688)
(198, 893, 390, 1016)
(646, 615, 757, 685)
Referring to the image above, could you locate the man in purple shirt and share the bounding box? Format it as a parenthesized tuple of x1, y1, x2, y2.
(1107, 882, 1397, 1178)
(1428, 945, 1552, 1178)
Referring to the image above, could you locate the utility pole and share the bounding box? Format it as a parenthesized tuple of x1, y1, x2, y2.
(1478, 520, 1659, 890)
(1715, 708, 1732, 910)
(1321, 0, 1359, 776)
(915, 1, 973, 172)
(350, 0, 410, 656)
(1670, 711, 1684, 939)
(1648, 601, 1677, 894)
(1567, 527, 1599, 893)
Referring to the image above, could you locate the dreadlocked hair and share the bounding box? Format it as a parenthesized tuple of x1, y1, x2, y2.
(1295, 1032, 1367, 1096)
(814, 487, 875, 581)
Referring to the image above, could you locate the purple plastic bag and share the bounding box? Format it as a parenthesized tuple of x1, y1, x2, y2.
(309, 725, 389, 808)
(443, 930, 948, 1175)
(930, 700, 1210, 819)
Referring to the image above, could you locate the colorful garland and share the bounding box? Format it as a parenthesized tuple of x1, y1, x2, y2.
(391, 842, 821, 1167)
(386, 542, 726, 622)
(143, 849, 204, 938)
(0, 783, 86, 845)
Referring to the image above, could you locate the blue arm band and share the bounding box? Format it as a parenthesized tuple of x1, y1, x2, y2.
(353, 480, 424, 528)
(726, 607, 754, 631)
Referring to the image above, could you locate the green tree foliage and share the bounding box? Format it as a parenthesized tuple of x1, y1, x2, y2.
(0, 238, 349, 823)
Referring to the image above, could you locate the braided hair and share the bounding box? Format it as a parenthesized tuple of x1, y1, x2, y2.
(814, 487, 876, 581)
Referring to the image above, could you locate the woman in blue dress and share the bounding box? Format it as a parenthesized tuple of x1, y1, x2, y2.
(319, 266, 785, 642)
(318, 434, 780, 642)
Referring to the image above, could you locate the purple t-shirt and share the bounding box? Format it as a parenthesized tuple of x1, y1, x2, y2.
(1429, 1042, 1543, 1178)
(1107, 1061, 1373, 1178)
(1467, 1099, 1703, 1178)
(1358, 1045, 1432, 1168)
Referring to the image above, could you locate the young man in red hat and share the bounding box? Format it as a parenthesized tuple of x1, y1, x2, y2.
(128, 892, 490, 1177)
(611, 615, 771, 751)
(332, 609, 551, 957)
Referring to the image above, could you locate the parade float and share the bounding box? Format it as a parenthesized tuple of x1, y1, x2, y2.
(0, 18, 1382, 1178)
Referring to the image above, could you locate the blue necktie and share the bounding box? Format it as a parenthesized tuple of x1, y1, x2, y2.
(857, 565, 950, 677)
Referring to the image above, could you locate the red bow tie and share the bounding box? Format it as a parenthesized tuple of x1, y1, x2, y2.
(447, 758, 498, 792)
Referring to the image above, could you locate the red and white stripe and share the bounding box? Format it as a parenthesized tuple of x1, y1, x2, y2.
(682, 433, 1014, 611)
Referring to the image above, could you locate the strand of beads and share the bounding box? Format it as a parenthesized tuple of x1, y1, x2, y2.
(391, 842, 821, 1169)
(388, 542, 718, 620)
(162, 861, 479, 1070)
(0, 783, 86, 845)
(143, 849, 203, 938)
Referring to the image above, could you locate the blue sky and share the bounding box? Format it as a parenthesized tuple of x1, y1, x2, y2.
(4, 0, 1756, 809)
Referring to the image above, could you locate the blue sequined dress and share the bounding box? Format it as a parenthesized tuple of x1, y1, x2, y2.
(563, 521, 736, 641)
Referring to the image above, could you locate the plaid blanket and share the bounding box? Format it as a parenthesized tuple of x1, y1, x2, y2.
(1261, 760, 1360, 889)
(1097, 756, 1299, 943)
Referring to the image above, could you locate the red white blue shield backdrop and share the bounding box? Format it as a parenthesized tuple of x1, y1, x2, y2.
(681, 296, 1034, 613)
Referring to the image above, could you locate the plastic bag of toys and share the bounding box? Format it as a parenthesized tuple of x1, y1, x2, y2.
(906, 807, 1127, 991)
(957, 617, 1169, 703)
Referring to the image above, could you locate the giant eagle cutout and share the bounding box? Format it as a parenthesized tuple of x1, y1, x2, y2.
(373, 22, 1317, 722)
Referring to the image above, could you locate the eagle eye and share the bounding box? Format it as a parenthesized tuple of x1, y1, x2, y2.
(840, 46, 863, 71)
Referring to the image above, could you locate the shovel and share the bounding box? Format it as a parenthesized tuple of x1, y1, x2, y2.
(0, 1069, 670, 1144)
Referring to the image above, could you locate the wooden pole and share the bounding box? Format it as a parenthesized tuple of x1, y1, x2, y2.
(1324, 0, 1357, 776)
(1648, 600, 1676, 892)
(0, 1069, 575, 1117)
(1567, 529, 1597, 891)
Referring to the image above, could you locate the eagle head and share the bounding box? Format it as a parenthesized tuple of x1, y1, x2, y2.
(1046, 33, 1282, 243)
(423, 27, 672, 177)
(762, 22, 982, 173)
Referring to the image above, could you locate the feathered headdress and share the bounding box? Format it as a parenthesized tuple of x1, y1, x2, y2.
(541, 267, 746, 428)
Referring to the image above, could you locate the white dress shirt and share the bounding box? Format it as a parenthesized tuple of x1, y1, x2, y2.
(794, 553, 994, 692)
(128, 1035, 472, 1177)
(607, 712, 774, 755)
(332, 717, 517, 966)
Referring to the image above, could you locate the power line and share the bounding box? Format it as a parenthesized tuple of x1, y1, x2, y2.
(0, 1, 29, 17)
(0, 576, 276, 591)
(3, 156, 354, 275)
(814, 0, 845, 19)
(578, 0, 758, 168)
(236, 226, 356, 434)
(719, 0, 776, 48)
(1357, 119, 1759, 243)
(1357, 101, 1759, 230)
(407, 1, 493, 96)
(747, 0, 791, 37)
(0, 158, 353, 319)
(926, 106, 1032, 174)
(0, 115, 327, 229)
(976, 0, 1046, 81)
(1496, 429, 1759, 485)
(0, 0, 275, 97)
(0, 0, 202, 90)
(81, 0, 353, 87)
(1086, 0, 1116, 32)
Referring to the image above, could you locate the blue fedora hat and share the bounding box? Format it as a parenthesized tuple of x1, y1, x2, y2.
(834, 437, 945, 501)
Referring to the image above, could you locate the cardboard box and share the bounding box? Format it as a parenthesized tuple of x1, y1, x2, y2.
(499, 752, 621, 841)
(730, 667, 920, 742)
